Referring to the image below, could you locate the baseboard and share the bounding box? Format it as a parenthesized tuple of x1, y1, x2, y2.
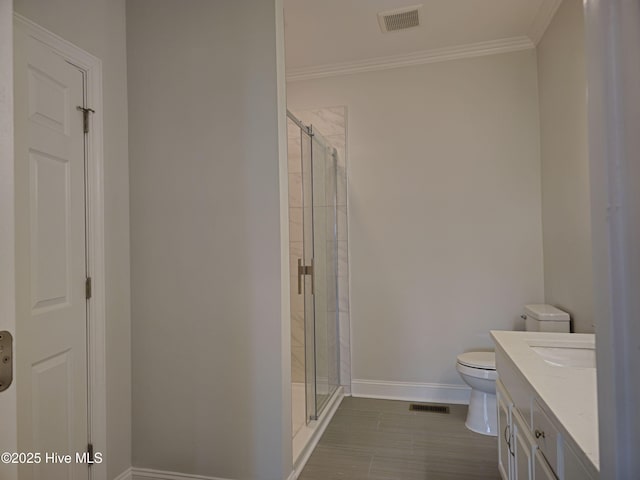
(131, 460, 310, 480)
(113, 468, 133, 480)
(351, 379, 470, 405)
(131, 467, 232, 480)
(123, 387, 347, 480)
(118, 381, 454, 480)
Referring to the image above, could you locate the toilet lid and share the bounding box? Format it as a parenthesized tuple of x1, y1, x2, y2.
(457, 351, 496, 370)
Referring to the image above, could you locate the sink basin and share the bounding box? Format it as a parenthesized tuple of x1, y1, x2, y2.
(530, 344, 596, 368)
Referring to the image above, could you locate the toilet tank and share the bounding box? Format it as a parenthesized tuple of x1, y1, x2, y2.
(523, 304, 570, 333)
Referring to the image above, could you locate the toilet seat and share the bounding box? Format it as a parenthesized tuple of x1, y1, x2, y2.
(456, 351, 497, 380)
(457, 351, 496, 370)
(456, 362, 498, 380)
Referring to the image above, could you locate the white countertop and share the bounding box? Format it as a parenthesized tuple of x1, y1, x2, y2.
(491, 330, 599, 472)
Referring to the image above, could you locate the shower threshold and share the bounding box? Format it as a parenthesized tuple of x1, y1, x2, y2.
(292, 386, 344, 474)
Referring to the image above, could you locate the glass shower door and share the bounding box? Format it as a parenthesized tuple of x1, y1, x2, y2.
(302, 127, 339, 420)
(300, 128, 317, 421)
(310, 129, 339, 415)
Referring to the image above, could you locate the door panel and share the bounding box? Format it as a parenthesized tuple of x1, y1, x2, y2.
(534, 450, 558, 480)
(301, 126, 316, 421)
(32, 352, 73, 480)
(30, 150, 72, 311)
(310, 130, 338, 416)
(513, 409, 533, 480)
(301, 125, 340, 420)
(497, 381, 512, 480)
(15, 26, 89, 480)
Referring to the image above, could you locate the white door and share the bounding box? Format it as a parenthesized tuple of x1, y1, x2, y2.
(14, 25, 89, 480)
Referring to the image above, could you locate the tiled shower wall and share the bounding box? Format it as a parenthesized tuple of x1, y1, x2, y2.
(289, 107, 351, 391)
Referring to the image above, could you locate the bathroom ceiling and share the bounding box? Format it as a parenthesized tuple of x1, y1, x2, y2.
(284, 0, 557, 75)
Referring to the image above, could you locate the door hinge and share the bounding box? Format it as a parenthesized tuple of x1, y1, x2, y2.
(85, 277, 92, 299)
(76, 106, 95, 134)
(87, 443, 94, 465)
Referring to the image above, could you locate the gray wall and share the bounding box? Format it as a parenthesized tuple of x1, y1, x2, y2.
(537, 0, 594, 333)
(127, 1, 290, 478)
(288, 50, 544, 390)
(12, 0, 132, 478)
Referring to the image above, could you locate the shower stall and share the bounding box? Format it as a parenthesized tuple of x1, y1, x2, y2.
(287, 110, 342, 458)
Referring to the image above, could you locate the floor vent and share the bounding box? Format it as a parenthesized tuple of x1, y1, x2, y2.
(378, 5, 422, 33)
(409, 403, 450, 414)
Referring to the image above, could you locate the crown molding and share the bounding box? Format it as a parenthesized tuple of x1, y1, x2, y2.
(286, 36, 534, 82)
(528, 0, 563, 45)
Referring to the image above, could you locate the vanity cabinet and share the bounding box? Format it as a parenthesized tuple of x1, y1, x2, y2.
(497, 379, 557, 480)
(563, 443, 593, 479)
(514, 409, 545, 479)
(492, 331, 599, 480)
(534, 449, 558, 480)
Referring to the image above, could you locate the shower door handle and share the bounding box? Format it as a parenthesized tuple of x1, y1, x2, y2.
(297, 259, 314, 295)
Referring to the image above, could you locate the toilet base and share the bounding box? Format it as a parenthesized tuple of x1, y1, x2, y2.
(465, 389, 497, 436)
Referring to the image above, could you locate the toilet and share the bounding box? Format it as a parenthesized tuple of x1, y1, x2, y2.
(456, 304, 570, 436)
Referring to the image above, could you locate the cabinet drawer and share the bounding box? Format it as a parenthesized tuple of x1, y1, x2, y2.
(532, 399, 561, 476)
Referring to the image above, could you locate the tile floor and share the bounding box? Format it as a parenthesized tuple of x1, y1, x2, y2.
(298, 397, 501, 480)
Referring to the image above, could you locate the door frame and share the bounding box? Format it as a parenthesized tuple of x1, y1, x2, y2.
(11, 14, 107, 480)
(0, 1, 17, 479)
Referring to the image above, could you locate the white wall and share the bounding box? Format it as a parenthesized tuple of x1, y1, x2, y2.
(127, 1, 290, 479)
(585, 0, 640, 475)
(12, 1, 131, 477)
(537, 0, 594, 333)
(288, 50, 544, 392)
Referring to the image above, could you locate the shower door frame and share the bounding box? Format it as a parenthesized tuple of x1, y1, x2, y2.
(288, 110, 340, 423)
(307, 125, 340, 419)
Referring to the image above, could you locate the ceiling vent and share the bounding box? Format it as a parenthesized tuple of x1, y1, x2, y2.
(378, 4, 422, 33)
